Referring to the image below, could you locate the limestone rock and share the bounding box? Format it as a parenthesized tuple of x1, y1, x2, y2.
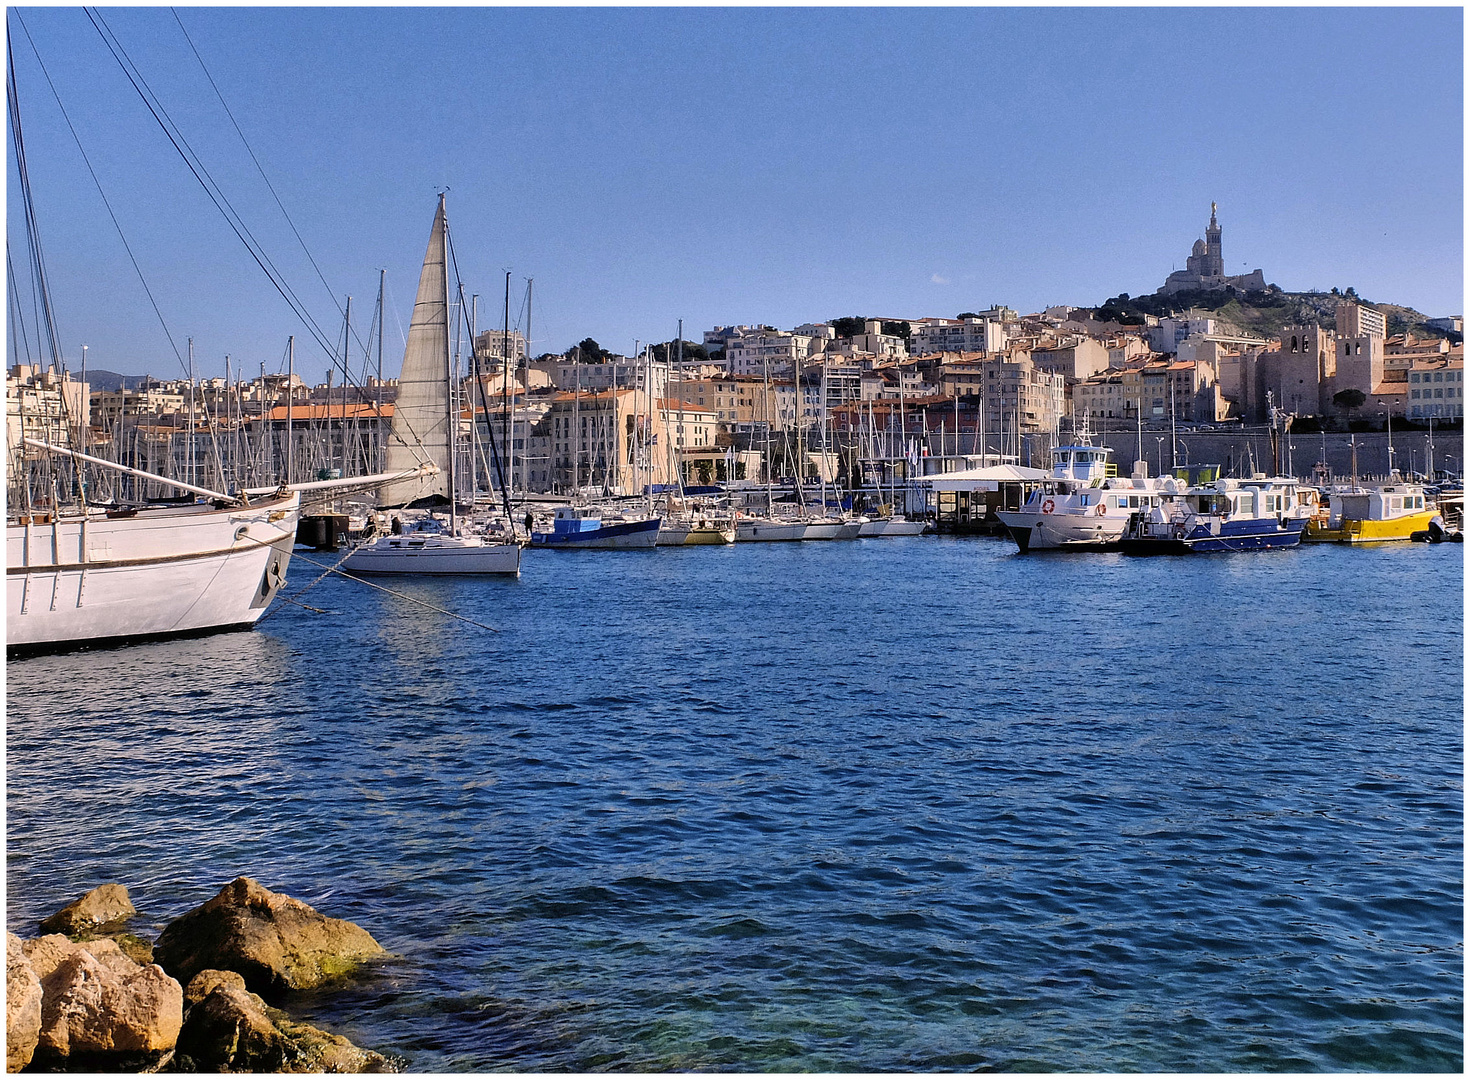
(111, 933, 155, 967)
(39, 884, 136, 936)
(173, 984, 287, 1072)
(183, 968, 248, 1009)
(174, 985, 392, 1073)
(37, 947, 183, 1059)
(23, 933, 134, 980)
(7, 932, 42, 1072)
(271, 1013, 393, 1073)
(154, 877, 385, 993)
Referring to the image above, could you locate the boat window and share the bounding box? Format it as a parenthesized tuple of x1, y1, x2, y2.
(1080, 494, 1091, 506)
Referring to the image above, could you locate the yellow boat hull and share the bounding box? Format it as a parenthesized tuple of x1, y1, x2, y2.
(1303, 508, 1438, 543)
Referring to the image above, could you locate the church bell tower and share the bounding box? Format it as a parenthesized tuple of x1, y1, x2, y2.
(1203, 201, 1224, 278)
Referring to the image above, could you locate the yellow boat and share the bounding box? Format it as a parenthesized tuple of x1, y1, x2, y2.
(1303, 482, 1438, 543)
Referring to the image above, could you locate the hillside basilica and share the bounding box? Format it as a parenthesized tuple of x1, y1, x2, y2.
(1160, 203, 1268, 295)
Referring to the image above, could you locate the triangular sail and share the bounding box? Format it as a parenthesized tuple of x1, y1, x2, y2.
(380, 197, 451, 508)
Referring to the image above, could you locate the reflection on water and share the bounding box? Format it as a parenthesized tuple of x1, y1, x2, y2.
(7, 539, 1463, 1071)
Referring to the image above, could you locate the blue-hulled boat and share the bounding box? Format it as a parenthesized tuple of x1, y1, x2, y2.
(530, 507, 661, 549)
(1120, 474, 1312, 554)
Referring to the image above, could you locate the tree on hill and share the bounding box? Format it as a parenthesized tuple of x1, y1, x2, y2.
(881, 320, 911, 340)
(565, 338, 609, 362)
(650, 339, 709, 365)
(830, 316, 868, 338)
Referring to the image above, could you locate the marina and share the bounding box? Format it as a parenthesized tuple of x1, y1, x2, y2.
(7, 538, 1462, 1072)
(3, 6, 1463, 1075)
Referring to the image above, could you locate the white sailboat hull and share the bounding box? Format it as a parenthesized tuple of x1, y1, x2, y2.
(858, 517, 927, 537)
(7, 493, 299, 652)
(801, 520, 853, 540)
(343, 534, 521, 574)
(735, 520, 807, 542)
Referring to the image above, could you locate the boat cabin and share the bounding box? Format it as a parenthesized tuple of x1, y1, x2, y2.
(1326, 485, 1429, 526)
(1051, 446, 1114, 482)
(551, 507, 605, 534)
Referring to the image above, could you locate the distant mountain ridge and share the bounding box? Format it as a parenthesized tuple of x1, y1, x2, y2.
(79, 369, 157, 392)
(1089, 287, 1457, 343)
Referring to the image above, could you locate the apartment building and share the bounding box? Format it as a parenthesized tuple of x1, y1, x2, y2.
(1407, 358, 1465, 420)
(724, 328, 823, 377)
(473, 328, 528, 364)
(909, 316, 1007, 357)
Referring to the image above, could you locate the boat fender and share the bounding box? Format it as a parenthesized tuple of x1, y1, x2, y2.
(1096, 502, 1106, 516)
(1041, 498, 1055, 514)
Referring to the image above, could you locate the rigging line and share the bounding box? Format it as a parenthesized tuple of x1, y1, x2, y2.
(6, 244, 37, 367)
(20, 14, 232, 487)
(82, 8, 338, 361)
(13, 11, 188, 375)
(169, 8, 371, 361)
(94, 7, 403, 434)
(8, 32, 64, 370)
(285, 550, 501, 632)
(89, 11, 332, 361)
(445, 226, 513, 523)
(87, 9, 336, 362)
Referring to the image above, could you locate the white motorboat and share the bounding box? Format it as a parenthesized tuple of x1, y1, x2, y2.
(8, 490, 299, 654)
(996, 442, 1174, 553)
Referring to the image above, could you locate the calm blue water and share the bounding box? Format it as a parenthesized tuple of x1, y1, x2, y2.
(6, 538, 1463, 1071)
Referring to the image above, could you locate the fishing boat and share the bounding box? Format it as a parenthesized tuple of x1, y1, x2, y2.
(343, 196, 521, 576)
(1121, 474, 1310, 554)
(996, 441, 1172, 552)
(531, 507, 661, 549)
(1303, 480, 1439, 543)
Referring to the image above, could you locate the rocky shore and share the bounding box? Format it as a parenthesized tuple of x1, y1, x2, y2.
(7, 879, 396, 1073)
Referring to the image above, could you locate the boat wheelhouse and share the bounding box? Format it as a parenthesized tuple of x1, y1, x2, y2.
(996, 443, 1173, 552)
(1303, 481, 1438, 543)
(1121, 474, 1311, 554)
(531, 507, 661, 549)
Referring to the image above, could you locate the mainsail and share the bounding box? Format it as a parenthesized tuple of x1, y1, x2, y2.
(380, 196, 452, 508)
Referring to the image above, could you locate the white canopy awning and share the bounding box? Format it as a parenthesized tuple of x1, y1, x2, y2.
(923, 464, 1050, 491)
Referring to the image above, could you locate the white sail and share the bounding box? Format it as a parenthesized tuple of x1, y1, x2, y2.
(380, 196, 451, 508)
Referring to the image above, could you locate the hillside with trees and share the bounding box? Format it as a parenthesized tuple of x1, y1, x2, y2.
(1090, 286, 1456, 343)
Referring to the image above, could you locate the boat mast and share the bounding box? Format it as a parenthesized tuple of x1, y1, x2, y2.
(341, 295, 351, 476)
(440, 198, 457, 535)
(676, 319, 685, 496)
(522, 278, 532, 498)
(376, 269, 385, 472)
(188, 337, 196, 489)
(573, 347, 581, 496)
(503, 271, 513, 506)
(286, 336, 294, 486)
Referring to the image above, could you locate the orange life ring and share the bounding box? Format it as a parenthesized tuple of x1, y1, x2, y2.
(1041, 498, 1055, 514)
(1096, 502, 1107, 516)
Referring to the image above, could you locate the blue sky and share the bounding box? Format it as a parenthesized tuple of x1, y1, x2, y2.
(7, 6, 1463, 383)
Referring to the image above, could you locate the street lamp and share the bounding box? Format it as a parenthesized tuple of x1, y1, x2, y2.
(1375, 398, 1395, 476)
(1155, 436, 1165, 474)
